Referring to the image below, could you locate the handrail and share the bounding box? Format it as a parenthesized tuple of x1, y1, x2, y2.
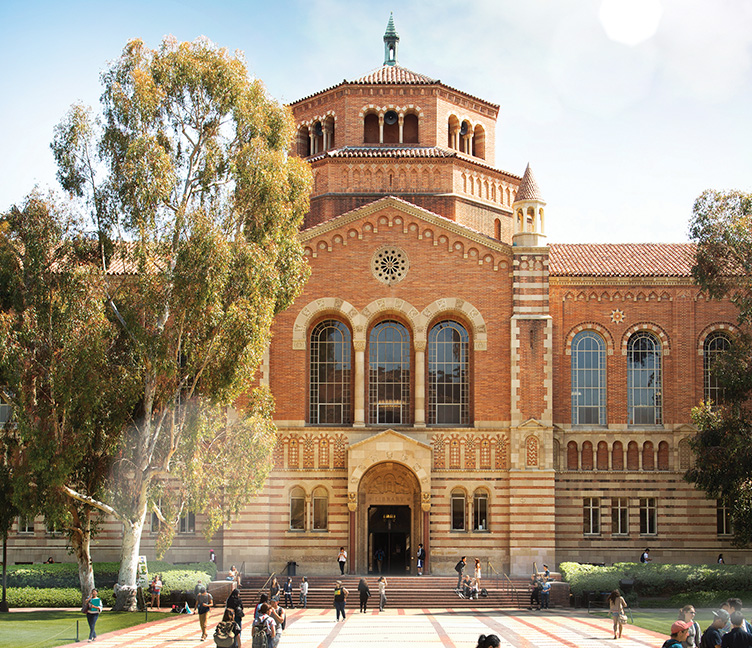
(258, 571, 276, 597)
(487, 561, 524, 609)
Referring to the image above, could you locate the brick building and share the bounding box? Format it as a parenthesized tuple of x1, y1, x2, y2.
(7, 16, 744, 575)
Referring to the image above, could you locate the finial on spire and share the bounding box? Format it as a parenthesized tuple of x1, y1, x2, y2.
(383, 13, 399, 66)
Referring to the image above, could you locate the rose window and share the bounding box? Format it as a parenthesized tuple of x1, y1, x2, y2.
(371, 246, 409, 285)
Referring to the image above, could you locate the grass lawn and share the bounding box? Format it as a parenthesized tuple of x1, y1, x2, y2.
(589, 607, 718, 636)
(0, 610, 172, 648)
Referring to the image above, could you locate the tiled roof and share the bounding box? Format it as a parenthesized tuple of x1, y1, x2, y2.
(515, 163, 543, 202)
(351, 64, 437, 85)
(549, 243, 696, 277)
(311, 146, 455, 160)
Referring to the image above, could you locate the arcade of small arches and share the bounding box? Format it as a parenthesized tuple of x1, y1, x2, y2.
(361, 106, 421, 145)
(297, 114, 336, 157)
(558, 438, 684, 472)
(515, 204, 544, 236)
(447, 115, 486, 159)
(461, 173, 515, 207)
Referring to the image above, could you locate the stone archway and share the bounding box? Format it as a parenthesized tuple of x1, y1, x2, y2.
(357, 462, 421, 575)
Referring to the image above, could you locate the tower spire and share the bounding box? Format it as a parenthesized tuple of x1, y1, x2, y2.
(383, 13, 399, 66)
(512, 164, 547, 247)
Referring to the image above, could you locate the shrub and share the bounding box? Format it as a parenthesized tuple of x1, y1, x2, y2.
(6, 587, 117, 608)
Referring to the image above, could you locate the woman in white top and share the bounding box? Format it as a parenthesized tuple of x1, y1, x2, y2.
(378, 576, 387, 612)
(608, 589, 628, 639)
(337, 547, 347, 575)
(474, 559, 482, 588)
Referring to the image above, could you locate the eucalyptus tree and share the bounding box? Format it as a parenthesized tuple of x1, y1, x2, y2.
(44, 36, 310, 608)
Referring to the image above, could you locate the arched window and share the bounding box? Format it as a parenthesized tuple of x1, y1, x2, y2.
(364, 113, 379, 144)
(369, 321, 411, 425)
(597, 441, 609, 470)
(298, 126, 311, 157)
(403, 113, 419, 143)
(289, 487, 305, 531)
(310, 320, 352, 425)
(448, 115, 459, 149)
(567, 441, 578, 470)
(312, 486, 328, 531)
(657, 440, 669, 470)
(627, 441, 639, 470)
(451, 488, 466, 531)
(612, 441, 624, 470)
(704, 332, 731, 406)
(428, 321, 469, 425)
(642, 441, 654, 470)
(628, 331, 662, 425)
(473, 490, 488, 531)
(494, 218, 501, 240)
(571, 331, 607, 425)
(581, 441, 593, 470)
(472, 124, 485, 159)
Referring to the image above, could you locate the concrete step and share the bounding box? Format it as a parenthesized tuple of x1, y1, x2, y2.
(237, 575, 533, 610)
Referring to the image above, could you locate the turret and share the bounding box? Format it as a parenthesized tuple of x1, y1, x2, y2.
(512, 164, 546, 247)
(383, 13, 399, 66)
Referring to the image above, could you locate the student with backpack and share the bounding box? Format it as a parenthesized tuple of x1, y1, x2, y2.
(251, 603, 276, 648)
(214, 608, 240, 648)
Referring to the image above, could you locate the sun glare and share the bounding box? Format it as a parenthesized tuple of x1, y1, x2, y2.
(599, 0, 663, 46)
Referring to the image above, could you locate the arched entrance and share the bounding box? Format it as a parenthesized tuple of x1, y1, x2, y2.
(357, 462, 421, 575)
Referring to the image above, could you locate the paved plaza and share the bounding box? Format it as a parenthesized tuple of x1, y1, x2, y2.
(57, 607, 666, 648)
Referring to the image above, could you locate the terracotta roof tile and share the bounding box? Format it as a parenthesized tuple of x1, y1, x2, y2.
(515, 164, 543, 202)
(351, 64, 437, 85)
(549, 243, 696, 277)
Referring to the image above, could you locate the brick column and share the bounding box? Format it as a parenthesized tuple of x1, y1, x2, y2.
(354, 342, 365, 427)
(414, 340, 426, 427)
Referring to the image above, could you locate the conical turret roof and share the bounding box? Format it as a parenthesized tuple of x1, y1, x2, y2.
(515, 163, 544, 202)
(384, 12, 399, 39)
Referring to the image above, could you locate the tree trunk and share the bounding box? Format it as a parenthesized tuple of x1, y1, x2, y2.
(71, 524, 96, 604)
(113, 515, 146, 611)
(1, 528, 8, 613)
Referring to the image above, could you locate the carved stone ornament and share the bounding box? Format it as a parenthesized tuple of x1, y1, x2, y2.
(421, 491, 431, 512)
(347, 491, 358, 512)
(371, 246, 409, 285)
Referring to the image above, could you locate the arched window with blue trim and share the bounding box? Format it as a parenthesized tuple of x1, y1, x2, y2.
(628, 331, 662, 425)
(368, 320, 411, 425)
(309, 320, 352, 425)
(428, 320, 469, 425)
(571, 330, 606, 425)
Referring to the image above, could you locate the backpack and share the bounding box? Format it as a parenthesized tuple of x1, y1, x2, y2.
(213, 621, 235, 648)
(480, 588, 488, 598)
(251, 628, 268, 648)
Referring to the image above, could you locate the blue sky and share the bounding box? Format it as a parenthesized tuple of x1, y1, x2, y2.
(1, 0, 751, 243)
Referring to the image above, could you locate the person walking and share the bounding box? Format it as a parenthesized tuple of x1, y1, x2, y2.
(196, 584, 214, 641)
(375, 547, 385, 573)
(283, 577, 294, 608)
(333, 580, 349, 621)
(608, 589, 629, 639)
(225, 588, 245, 648)
(299, 576, 308, 609)
(84, 588, 103, 643)
(358, 577, 371, 612)
(378, 576, 387, 612)
(337, 546, 347, 575)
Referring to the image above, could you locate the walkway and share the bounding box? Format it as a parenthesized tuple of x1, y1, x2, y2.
(57, 608, 666, 648)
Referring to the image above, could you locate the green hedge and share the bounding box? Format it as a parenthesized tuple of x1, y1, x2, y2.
(5, 561, 216, 590)
(5, 587, 116, 608)
(560, 562, 752, 598)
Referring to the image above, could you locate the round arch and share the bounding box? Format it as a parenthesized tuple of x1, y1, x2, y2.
(419, 297, 488, 350)
(291, 297, 360, 349)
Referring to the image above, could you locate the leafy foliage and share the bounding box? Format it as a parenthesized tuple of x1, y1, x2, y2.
(45, 35, 311, 608)
(687, 189, 752, 545)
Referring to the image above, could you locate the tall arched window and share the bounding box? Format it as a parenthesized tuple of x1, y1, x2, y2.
(451, 488, 466, 531)
(571, 331, 607, 425)
(312, 486, 328, 531)
(473, 490, 489, 531)
(310, 320, 352, 425)
(289, 487, 305, 531)
(704, 332, 731, 406)
(628, 331, 662, 425)
(428, 321, 469, 425)
(369, 321, 411, 424)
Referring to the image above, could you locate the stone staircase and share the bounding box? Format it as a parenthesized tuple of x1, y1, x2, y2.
(236, 575, 533, 609)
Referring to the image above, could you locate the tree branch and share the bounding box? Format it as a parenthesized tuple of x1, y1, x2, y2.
(62, 485, 125, 522)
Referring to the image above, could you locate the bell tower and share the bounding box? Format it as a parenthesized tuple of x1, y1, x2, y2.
(383, 13, 399, 66)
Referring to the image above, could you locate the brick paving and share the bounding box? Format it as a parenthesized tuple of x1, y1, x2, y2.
(56, 608, 667, 648)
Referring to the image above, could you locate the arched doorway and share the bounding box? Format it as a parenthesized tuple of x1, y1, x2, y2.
(357, 462, 421, 575)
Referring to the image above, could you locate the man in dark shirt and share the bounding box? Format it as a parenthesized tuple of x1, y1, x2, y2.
(703, 610, 730, 648)
(721, 612, 752, 648)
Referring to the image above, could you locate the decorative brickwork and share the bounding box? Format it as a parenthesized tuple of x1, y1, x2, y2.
(333, 434, 347, 469)
(496, 435, 508, 470)
(319, 436, 330, 469)
(449, 436, 461, 469)
(288, 436, 299, 469)
(303, 435, 315, 469)
(432, 434, 445, 469)
(479, 437, 491, 469)
(465, 436, 476, 470)
(525, 435, 539, 468)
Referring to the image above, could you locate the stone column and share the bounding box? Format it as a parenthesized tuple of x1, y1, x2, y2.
(353, 341, 365, 427)
(422, 499, 431, 575)
(309, 132, 315, 155)
(398, 114, 404, 144)
(347, 494, 357, 575)
(379, 115, 384, 144)
(414, 340, 426, 427)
